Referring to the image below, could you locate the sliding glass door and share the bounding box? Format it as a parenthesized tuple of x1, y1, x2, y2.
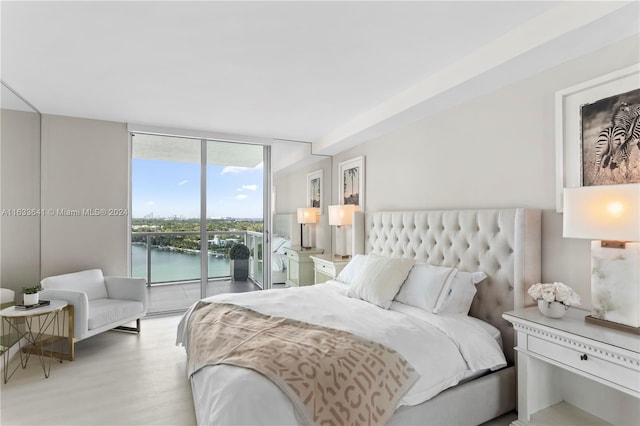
(131, 133, 270, 314)
(206, 140, 265, 296)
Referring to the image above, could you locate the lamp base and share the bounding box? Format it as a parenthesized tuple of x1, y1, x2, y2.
(585, 315, 640, 335)
(590, 241, 639, 330)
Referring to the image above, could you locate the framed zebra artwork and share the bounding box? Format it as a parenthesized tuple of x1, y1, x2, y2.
(555, 64, 640, 212)
(338, 156, 365, 210)
(306, 169, 323, 214)
(581, 88, 640, 187)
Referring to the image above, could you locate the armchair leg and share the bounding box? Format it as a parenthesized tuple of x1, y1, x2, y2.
(114, 318, 141, 334)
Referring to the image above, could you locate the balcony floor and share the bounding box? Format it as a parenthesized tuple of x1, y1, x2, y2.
(146, 279, 261, 314)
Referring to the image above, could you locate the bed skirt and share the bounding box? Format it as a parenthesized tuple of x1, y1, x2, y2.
(389, 366, 516, 425)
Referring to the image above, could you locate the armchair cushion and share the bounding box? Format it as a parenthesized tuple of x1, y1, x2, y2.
(41, 269, 108, 301)
(105, 276, 148, 313)
(88, 298, 144, 330)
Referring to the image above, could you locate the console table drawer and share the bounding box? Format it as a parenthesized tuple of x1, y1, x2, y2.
(528, 335, 639, 393)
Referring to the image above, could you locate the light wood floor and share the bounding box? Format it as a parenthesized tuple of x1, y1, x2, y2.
(1, 315, 196, 426)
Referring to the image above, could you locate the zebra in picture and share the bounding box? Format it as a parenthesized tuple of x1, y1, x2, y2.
(594, 125, 626, 171)
(594, 102, 640, 174)
(610, 114, 640, 172)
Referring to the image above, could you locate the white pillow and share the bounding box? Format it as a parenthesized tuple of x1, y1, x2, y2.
(335, 254, 367, 285)
(394, 263, 456, 312)
(347, 255, 415, 309)
(272, 236, 291, 254)
(434, 269, 488, 315)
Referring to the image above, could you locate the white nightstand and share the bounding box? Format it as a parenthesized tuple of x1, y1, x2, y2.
(309, 254, 349, 284)
(503, 307, 639, 426)
(282, 246, 323, 287)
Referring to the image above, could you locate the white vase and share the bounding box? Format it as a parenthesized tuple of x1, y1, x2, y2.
(538, 300, 568, 318)
(23, 292, 39, 306)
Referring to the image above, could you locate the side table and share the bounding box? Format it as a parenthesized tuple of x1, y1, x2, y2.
(1, 300, 73, 383)
(310, 254, 349, 284)
(503, 306, 639, 425)
(282, 246, 324, 287)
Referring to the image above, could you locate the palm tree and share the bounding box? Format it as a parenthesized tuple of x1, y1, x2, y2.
(311, 178, 320, 207)
(346, 167, 358, 203)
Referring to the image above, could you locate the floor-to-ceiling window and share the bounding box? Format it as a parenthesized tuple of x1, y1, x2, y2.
(131, 133, 269, 314)
(205, 140, 265, 296)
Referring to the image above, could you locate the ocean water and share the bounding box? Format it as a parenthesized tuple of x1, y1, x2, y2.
(131, 244, 232, 283)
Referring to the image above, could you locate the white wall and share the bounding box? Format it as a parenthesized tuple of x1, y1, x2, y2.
(275, 36, 640, 309)
(276, 157, 332, 251)
(0, 108, 41, 296)
(40, 115, 129, 277)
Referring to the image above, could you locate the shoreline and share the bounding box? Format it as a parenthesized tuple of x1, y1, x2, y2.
(131, 242, 228, 257)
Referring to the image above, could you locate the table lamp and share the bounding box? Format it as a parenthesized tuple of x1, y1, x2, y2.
(563, 183, 640, 332)
(297, 207, 319, 250)
(328, 204, 360, 259)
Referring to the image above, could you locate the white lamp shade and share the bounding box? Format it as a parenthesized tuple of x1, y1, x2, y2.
(563, 184, 640, 242)
(297, 207, 319, 224)
(328, 204, 360, 226)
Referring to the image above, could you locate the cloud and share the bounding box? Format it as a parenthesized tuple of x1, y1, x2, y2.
(235, 194, 248, 200)
(221, 166, 248, 175)
(221, 162, 263, 175)
(146, 201, 155, 206)
(242, 184, 257, 191)
(178, 180, 189, 186)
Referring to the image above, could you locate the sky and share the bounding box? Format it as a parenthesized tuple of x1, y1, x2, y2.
(132, 158, 264, 219)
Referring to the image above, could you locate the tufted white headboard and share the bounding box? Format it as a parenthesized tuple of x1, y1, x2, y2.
(273, 213, 299, 243)
(352, 208, 541, 365)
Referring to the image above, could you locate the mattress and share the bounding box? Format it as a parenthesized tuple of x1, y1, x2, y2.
(177, 281, 506, 425)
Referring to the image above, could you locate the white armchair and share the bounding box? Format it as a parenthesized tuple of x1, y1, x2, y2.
(1, 288, 15, 309)
(40, 269, 147, 342)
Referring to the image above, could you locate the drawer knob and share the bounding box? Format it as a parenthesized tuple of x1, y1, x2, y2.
(580, 354, 588, 361)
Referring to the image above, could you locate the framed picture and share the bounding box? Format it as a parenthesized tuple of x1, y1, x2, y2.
(306, 169, 323, 213)
(581, 88, 640, 187)
(338, 156, 365, 209)
(555, 64, 640, 212)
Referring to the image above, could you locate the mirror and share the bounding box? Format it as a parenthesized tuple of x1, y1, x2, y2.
(0, 83, 42, 309)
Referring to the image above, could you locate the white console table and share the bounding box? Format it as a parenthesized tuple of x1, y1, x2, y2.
(503, 307, 639, 426)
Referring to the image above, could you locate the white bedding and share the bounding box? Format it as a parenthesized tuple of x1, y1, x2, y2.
(177, 281, 506, 425)
(271, 252, 287, 272)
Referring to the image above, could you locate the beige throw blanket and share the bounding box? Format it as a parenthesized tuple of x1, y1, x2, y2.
(187, 302, 419, 426)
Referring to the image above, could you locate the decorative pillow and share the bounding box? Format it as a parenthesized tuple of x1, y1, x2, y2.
(335, 254, 367, 285)
(433, 269, 488, 315)
(347, 255, 415, 309)
(272, 236, 291, 254)
(394, 263, 456, 312)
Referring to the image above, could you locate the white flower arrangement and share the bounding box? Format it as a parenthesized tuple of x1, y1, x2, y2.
(527, 282, 581, 307)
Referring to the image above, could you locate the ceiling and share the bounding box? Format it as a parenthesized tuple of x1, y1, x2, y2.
(2, 1, 639, 171)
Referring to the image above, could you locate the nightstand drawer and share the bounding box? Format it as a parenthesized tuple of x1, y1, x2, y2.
(315, 261, 335, 275)
(528, 335, 640, 393)
(283, 249, 299, 261)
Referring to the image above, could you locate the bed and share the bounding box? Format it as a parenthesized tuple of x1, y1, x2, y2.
(178, 208, 541, 425)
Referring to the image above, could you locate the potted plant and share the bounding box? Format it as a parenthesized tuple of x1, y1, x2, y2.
(229, 243, 250, 281)
(22, 284, 42, 306)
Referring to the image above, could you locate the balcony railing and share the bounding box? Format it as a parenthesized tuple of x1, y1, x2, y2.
(131, 230, 263, 286)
